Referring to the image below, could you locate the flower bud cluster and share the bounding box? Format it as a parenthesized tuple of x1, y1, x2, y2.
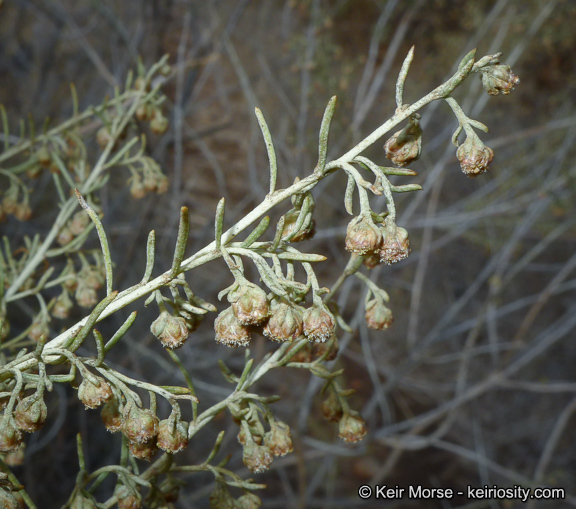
(215, 278, 336, 348)
(74, 264, 105, 308)
(100, 397, 189, 460)
(128, 158, 169, 199)
(0, 186, 31, 223)
(345, 215, 411, 268)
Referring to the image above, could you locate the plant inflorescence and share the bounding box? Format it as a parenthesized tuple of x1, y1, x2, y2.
(0, 48, 518, 508)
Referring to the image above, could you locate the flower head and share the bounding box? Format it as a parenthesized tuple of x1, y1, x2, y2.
(303, 305, 335, 343)
(480, 64, 520, 95)
(345, 215, 382, 255)
(365, 299, 394, 330)
(229, 282, 270, 325)
(264, 421, 293, 457)
(456, 134, 494, 177)
(78, 376, 113, 409)
(338, 413, 367, 443)
(150, 311, 189, 349)
(379, 218, 410, 265)
(214, 306, 251, 347)
(263, 301, 304, 342)
(384, 115, 422, 167)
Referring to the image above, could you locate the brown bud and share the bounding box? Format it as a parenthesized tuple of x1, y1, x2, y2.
(115, 485, 142, 509)
(303, 305, 335, 343)
(150, 112, 169, 135)
(384, 115, 422, 167)
(156, 417, 189, 453)
(338, 413, 367, 443)
(365, 299, 394, 330)
(379, 219, 410, 265)
(57, 226, 74, 246)
(480, 64, 519, 96)
(128, 438, 158, 461)
(229, 283, 270, 325)
(123, 403, 159, 444)
(214, 306, 251, 347)
(321, 391, 343, 423)
(264, 421, 293, 457)
(36, 146, 52, 167)
(75, 284, 98, 309)
(101, 397, 123, 432)
(242, 437, 274, 473)
(129, 176, 147, 199)
(69, 211, 90, 236)
(0, 317, 10, 341)
(150, 311, 189, 349)
(14, 394, 47, 432)
(281, 208, 315, 242)
(96, 126, 115, 150)
(312, 334, 339, 361)
(52, 291, 73, 319)
(456, 135, 494, 177)
(285, 340, 313, 363)
(13, 203, 31, 222)
(263, 302, 304, 342)
(0, 416, 23, 452)
(345, 215, 382, 255)
(78, 376, 113, 409)
(209, 483, 236, 509)
(27, 317, 49, 342)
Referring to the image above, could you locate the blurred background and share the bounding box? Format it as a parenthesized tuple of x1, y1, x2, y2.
(1, 0, 576, 507)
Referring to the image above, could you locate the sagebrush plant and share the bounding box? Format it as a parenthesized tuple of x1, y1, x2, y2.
(0, 47, 518, 508)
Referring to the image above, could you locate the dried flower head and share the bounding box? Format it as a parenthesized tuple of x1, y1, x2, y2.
(69, 211, 90, 236)
(229, 283, 270, 325)
(27, 317, 49, 342)
(242, 437, 274, 473)
(281, 208, 315, 242)
(345, 215, 382, 255)
(115, 485, 142, 509)
(14, 394, 47, 432)
(379, 219, 410, 265)
(321, 391, 343, 423)
(303, 305, 335, 343)
(78, 376, 113, 409)
(123, 403, 159, 444)
(157, 417, 189, 453)
(101, 397, 123, 433)
(384, 115, 422, 167)
(480, 64, 520, 95)
(263, 301, 304, 342)
(52, 290, 73, 319)
(365, 299, 394, 330)
(150, 311, 189, 349)
(214, 306, 251, 347)
(456, 134, 494, 177)
(128, 438, 158, 461)
(264, 421, 293, 457)
(338, 413, 367, 443)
